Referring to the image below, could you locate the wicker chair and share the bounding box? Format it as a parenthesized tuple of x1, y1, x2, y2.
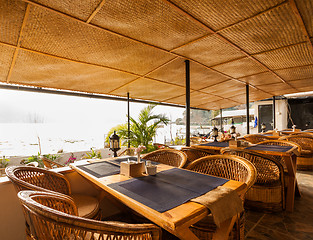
(279, 134, 313, 170)
(5, 166, 100, 219)
(41, 156, 65, 169)
(142, 149, 187, 168)
(242, 134, 272, 144)
(221, 148, 285, 212)
(186, 155, 257, 240)
(181, 147, 215, 168)
(118, 147, 137, 156)
(18, 190, 161, 240)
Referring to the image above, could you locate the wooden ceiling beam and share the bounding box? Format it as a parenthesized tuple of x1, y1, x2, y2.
(6, 4, 31, 83)
(86, 0, 106, 23)
(289, 0, 313, 53)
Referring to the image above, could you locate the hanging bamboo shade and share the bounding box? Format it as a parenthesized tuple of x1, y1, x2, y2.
(0, 0, 312, 110)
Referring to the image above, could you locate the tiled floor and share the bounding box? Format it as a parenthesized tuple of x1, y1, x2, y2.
(245, 171, 313, 240)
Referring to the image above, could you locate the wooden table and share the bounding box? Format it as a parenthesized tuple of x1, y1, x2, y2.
(192, 141, 229, 153)
(244, 144, 299, 212)
(71, 159, 247, 240)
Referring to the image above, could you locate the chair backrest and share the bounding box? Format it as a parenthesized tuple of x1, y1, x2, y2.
(118, 147, 137, 156)
(142, 149, 187, 168)
(5, 166, 71, 195)
(181, 147, 214, 167)
(279, 134, 313, 153)
(243, 134, 272, 144)
(221, 148, 284, 186)
(18, 191, 161, 240)
(41, 156, 65, 169)
(186, 155, 256, 191)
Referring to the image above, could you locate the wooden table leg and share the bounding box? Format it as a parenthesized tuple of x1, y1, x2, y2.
(284, 155, 297, 212)
(212, 215, 237, 240)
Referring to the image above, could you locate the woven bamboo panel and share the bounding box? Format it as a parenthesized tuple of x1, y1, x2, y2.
(33, 0, 102, 21)
(212, 57, 268, 78)
(219, 3, 306, 54)
(254, 42, 313, 69)
(239, 72, 283, 86)
(200, 80, 247, 98)
(0, 45, 15, 82)
(288, 78, 313, 92)
(295, 0, 313, 37)
(20, 6, 174, 75)
(198, 99, 240, 110)
(231, 89, 272, 103)
(9, 49, 137, 94)
(111, 77, 186, 101)
(257, 83, 298, 95)
(275, 65, 313, 81)
(170, 0, 284, 31)
(173, 34, 246, 67)
(200, 80, 238, 94)
(91, 0, 210, 50)
(0, 0, 26, 45)
(147, 59, 229, 90)
(166, 92, 223, 106)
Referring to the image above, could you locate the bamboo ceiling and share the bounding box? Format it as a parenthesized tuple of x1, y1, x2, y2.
(0, 0, 312, 110)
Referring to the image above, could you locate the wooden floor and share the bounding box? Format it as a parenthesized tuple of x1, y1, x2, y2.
(245, 171, 313, 240)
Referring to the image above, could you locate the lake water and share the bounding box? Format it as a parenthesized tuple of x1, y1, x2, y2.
(0, 123, 189, 157)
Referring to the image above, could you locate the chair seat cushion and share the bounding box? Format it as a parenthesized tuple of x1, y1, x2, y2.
(71, 194, 100, 218)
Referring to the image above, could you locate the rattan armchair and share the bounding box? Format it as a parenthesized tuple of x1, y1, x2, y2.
(181, 147, 215, 168)
(279, 134, 313, 170)
(5, 166, 100, 219)
(186, 155, 257, 240)
(222, 148, 285, 212)
(142, 149, 187, 168)
(242, 134, 272, 144)
(18, 190, 161, 240)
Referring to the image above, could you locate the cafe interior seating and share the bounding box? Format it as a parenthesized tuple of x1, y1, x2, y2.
(18, 190, 162, 240)
(142, 149, 187, 168)
(279, 134, 313, 170)
(5, 166, 100, 219)
(181, 147, 215, 168)
(242, 134, 272, 144)
(186, 155, 257, 240)
(221, 148, 285, 212)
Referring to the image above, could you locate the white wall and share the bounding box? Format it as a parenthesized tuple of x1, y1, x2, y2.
(253, 99, 288, 132)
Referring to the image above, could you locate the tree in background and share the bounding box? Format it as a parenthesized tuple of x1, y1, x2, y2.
(107, 105, 170, 153)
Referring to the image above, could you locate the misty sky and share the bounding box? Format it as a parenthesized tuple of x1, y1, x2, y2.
(0, 89, 184, 125)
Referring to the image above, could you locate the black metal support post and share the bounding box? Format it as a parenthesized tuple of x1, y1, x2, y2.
(127, 92, 130, 148)
(185, 60, 191, 147)
(246, 84, 250, 134)
(220, 109, 223, 133)
(273, 96, 276, 129)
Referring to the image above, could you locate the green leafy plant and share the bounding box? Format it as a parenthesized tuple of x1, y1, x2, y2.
(42, 154, 60, 162)
(0, 156, 10, 168)
(83, 148, 102, 159)
(108, 104, 170, 153)
(21, 152, 44, 168)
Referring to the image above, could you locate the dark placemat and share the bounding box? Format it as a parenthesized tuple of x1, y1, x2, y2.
(108, 157, 160, 166)
(246, 144, 293, 152)
(77, 161, 120, 178)
(108, 168, 228, 212)
(199, 142, 229, 147)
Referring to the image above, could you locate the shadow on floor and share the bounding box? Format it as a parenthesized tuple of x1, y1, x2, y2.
(245, 171, 313, 240)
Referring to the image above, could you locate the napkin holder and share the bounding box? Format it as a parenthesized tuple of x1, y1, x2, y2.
(229, 139, 241, 148)
(120, 161, 144, 178)
(273, 131, 280, 136)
